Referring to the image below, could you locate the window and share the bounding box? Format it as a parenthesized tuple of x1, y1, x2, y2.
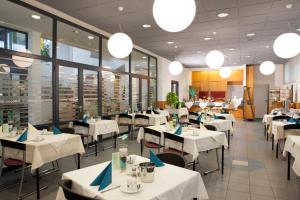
(0, 0, 52, 57)
(141, 79, 148, 110)
(83, 70, 98, 117)
(0, 56, 52, 127)
(102, 72, 129, 115)
(150, 79, 157, 107)
(57, 21, 99, 66)
(0, 27, 4, 48)
(150, 57, 157, 77)
(102, 38, 129, 72)
(131, 50, 148, 76)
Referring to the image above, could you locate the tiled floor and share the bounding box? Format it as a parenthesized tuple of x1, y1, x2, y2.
(0, 120, 299, 200)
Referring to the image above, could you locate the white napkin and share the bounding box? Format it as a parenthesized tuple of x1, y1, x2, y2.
(27, 123, 40, 140)
(50, 134, 70, 152)
(199, 102, 207, 110)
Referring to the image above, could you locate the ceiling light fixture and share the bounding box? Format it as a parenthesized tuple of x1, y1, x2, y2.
(219, 67, 232, 79)
(72, 30, 79, 34)
(169, 61, 183, 75)
(31, 14, 41, 20)
(142, 56, 147, 59)
(174, 45, 178, 48)
(286, 4, 293, 9)
(229, 48, 235, 51)
(217, 12, 229, 18)
(273, 33, 300, 59)
(167, 41, 174, 44)
(213, 32, 217, 35)
(297, 28, 300, 32)
(245, 55, 251, 58)
(247, 33, 255, 37)
(108, 33, 133, 59)
(153, 0, 196, 32)
(265, 45, 270, 48)
(204, 37, 212, 41)
(117, 6, 124, 12)
(260, 61, 275, 75)
(88, 36, 94, 40)
(142, 24, 151, 28)
(197, 51, 202, 53)
(206, 50, 224, 69)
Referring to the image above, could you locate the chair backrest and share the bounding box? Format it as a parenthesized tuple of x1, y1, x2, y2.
(59, 179, 98, 200)
(156, 152, 186, 168)
(146, 110, 152, 114)
(135, 114, 150, 120)
(73, 120, 90, 128)
(284, 124, 300, 130)
(135, 114, 150, 126)
(215, 116, 226, 120)
(163, 132, 184, 153)
(189, 112, 198, 117)
(119, 113, 133, 119)
(101, 116, 111, 120)
(204, 124, 217, 131)
(60, 127, 75, 134)
(272, 115, 291, 121)
(0, 140, 26, 151)
(189, 119, 200, 128)
(144, 127, 161, 139)
(34, 125, 50, 131)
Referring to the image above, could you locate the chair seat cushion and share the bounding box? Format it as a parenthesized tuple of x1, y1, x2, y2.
(4, 158, 24, 167)
(164, 148, 189, 156)
(144, 142, 159, 148)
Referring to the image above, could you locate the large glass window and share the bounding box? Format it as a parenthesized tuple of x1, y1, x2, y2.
(102, 38, 129, 72)
(141, 79, 148, 110)
(131, 50, 148, 76)
(57, 21, 99, 66)
(0, 0, 52, 57)
(132, 77, 140, 111)
(102, 72, 129, 115)
(0, 56, 52, 127)
(0, 27, 4, 48)
(150, 57, 157, 77)
(58, 66, 78, 122)
(149, 79, 157, 107)
(83, 70, 98, 117)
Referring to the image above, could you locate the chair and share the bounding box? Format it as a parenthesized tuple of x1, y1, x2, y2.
(189, 119, 200, 128)
(134, 114, 150, 128)
(215, 116, 226, 120)
(0, 140, 27, 199)
(59, 179, 99, 200)
(60, 127, 74, 134)
(118, 114, 134, 138)
(272, 115, 291, 121)
(34, 125, 50, 131)
(73, 121, 96, 156)
(146, 110, 152, 114)
(156, 152, 186, 168)
(141, 128, 162, 155)
(178, 114, 190, 127)
(189, 112, 199, 120)
(204, 125, 217, 131)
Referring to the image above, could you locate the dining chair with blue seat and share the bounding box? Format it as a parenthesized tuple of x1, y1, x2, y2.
(141, 127, 162, 156)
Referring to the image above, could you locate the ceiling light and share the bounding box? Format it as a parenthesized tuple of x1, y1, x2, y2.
(217, 12, 229, 18)
(213, 32, 217, 35)
(265, 45, 270, 48)
(260, 61, 275, 75)
(88, 36, 94, 40)
(229, 48, 235, 51)
(12, 50, 34, 68)
(297, 28, 300, 32)
(153, 0, 196, 32)
(247, 33, 255, 37)
(204, 37, 212, 41)
(174, 45, 178, 48)
(197, 51, 202, 53)
(142, 24, 151, 28)
(206, 50, 224, 69)
(245, 55, 251, 58)
(219, 67, 232, 79)
(117, 6, 124, 12)
(273, 33, 300, 59)
(72, 30, 79, 34)
(142, 56, 147, 59)
(31, 14, 41, 20)
(167, 41, 174, 44)
(108, 33, 133, 59)
(169, 61, 183, 75)
(286, 4, 293, 9)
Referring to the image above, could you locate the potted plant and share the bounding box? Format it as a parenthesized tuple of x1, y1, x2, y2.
(166, 92, 179, 109)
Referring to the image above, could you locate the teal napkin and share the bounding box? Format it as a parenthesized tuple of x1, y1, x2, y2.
(297, 119, 300, 125)
(288, 118, 295, 123)
(174, 126, 182, 135)
(83, 116, 88, 123)
(150, 150, 164, 167)
(213, 115, 217, 119)
(52, 126, 61, 135)
(196, 115, 201, 122)
(17, 130, 28, 142)
(90, 162, 112, 191)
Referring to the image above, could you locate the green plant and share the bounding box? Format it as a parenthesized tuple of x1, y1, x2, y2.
(166, 92, 179, 108)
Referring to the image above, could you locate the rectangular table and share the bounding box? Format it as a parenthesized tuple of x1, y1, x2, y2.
(137, 125, 228, 173)
(283, 135, 300, 180)
(56, 155, 209, 200)
(0, 133, 85, 199)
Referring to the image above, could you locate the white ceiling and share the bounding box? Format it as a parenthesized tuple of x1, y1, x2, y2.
(38, 0, 300, 67)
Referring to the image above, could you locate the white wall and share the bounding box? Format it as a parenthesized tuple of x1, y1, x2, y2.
(253, 64, 283, 89)
(157, 57, 190, 101)
(283, 54, 300, 102)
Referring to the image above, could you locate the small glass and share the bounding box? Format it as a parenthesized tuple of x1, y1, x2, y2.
(112, 152, 120, 170)
(119, 144, 128, 172)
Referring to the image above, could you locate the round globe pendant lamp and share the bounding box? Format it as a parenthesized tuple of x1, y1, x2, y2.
(259, 61, 275, 75)
(219, 67, 232, 79)
(206, 50, 224, 69)
(107, 33, 133, 59)
(12, 49, 34, 68)
(273, 33, 300, 59)
(169, 61, 183, 75)
(153, 0, 196, 32)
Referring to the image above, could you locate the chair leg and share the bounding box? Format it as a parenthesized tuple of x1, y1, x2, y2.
(276, 143, 279, 159)
(18, 158, 26, 200)
(272, 135, 274, 151)
(0, 147, 4, 177)
(140, 139, 143, 156)
(216, 148, 220, 169)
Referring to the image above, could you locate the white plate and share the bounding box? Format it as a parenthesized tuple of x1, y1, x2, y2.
(120, 184, 143, 194)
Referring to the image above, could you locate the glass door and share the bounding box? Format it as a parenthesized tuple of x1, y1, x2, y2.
(131, 77, 149, 112)
(141, 79, 148, 110)
(132, 77, 140, 112)
(83, 69, 98, 117)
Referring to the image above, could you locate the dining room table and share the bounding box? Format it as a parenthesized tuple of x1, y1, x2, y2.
(137, 124, 228, 173)
(55, 155, 209, 200)
(283, 135, 300, 180)
(0, 131, 85, 199)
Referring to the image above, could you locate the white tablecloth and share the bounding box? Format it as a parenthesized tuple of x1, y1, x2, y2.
(204, 119, 233, 133)
(137, 126, 228, 160)
(0, 133, 85, 172)
(88, 120, 120, 141)
(178, 108, 189, 118)
(262, 114, 273, 128)
(131, 113, 167, 126)
(283, 136, 300, 176)
(216, 113, 235, 123)
(271, 121, 300, 144)
(56, 155, 209, 200)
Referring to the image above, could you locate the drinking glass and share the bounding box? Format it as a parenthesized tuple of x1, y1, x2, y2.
(119, 144, 128, 172)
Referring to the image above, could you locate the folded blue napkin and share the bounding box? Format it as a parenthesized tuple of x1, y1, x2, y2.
(150, 150, 164, 167)
(196, 115, 201, 122)
(288, 118, 296, 123)
(17, 130, 28, 142)
(90, 162, 112, 191)
(52, 126, 61, 135)
(297, 119, 300, 125)
(83, 115, 88, 123)
(174, 126, 182, 135)
(213, 115, 217, 119)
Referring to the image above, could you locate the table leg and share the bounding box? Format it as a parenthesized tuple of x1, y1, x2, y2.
(114, 132, 117, 148)
(221, 145, 224, 174)
(267, 130, 269, 141)
(227, 131, 230, 149)
(287, 152, 291, 180)
(95, 139, 98, 157)
(264, 124, 266, 136)
(272, 135, 274, 151)
(276, 143, 279, 159)
(77, 153, 80, 169)
(193, 160, 196, 171)
(36, 168, 40, 199)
